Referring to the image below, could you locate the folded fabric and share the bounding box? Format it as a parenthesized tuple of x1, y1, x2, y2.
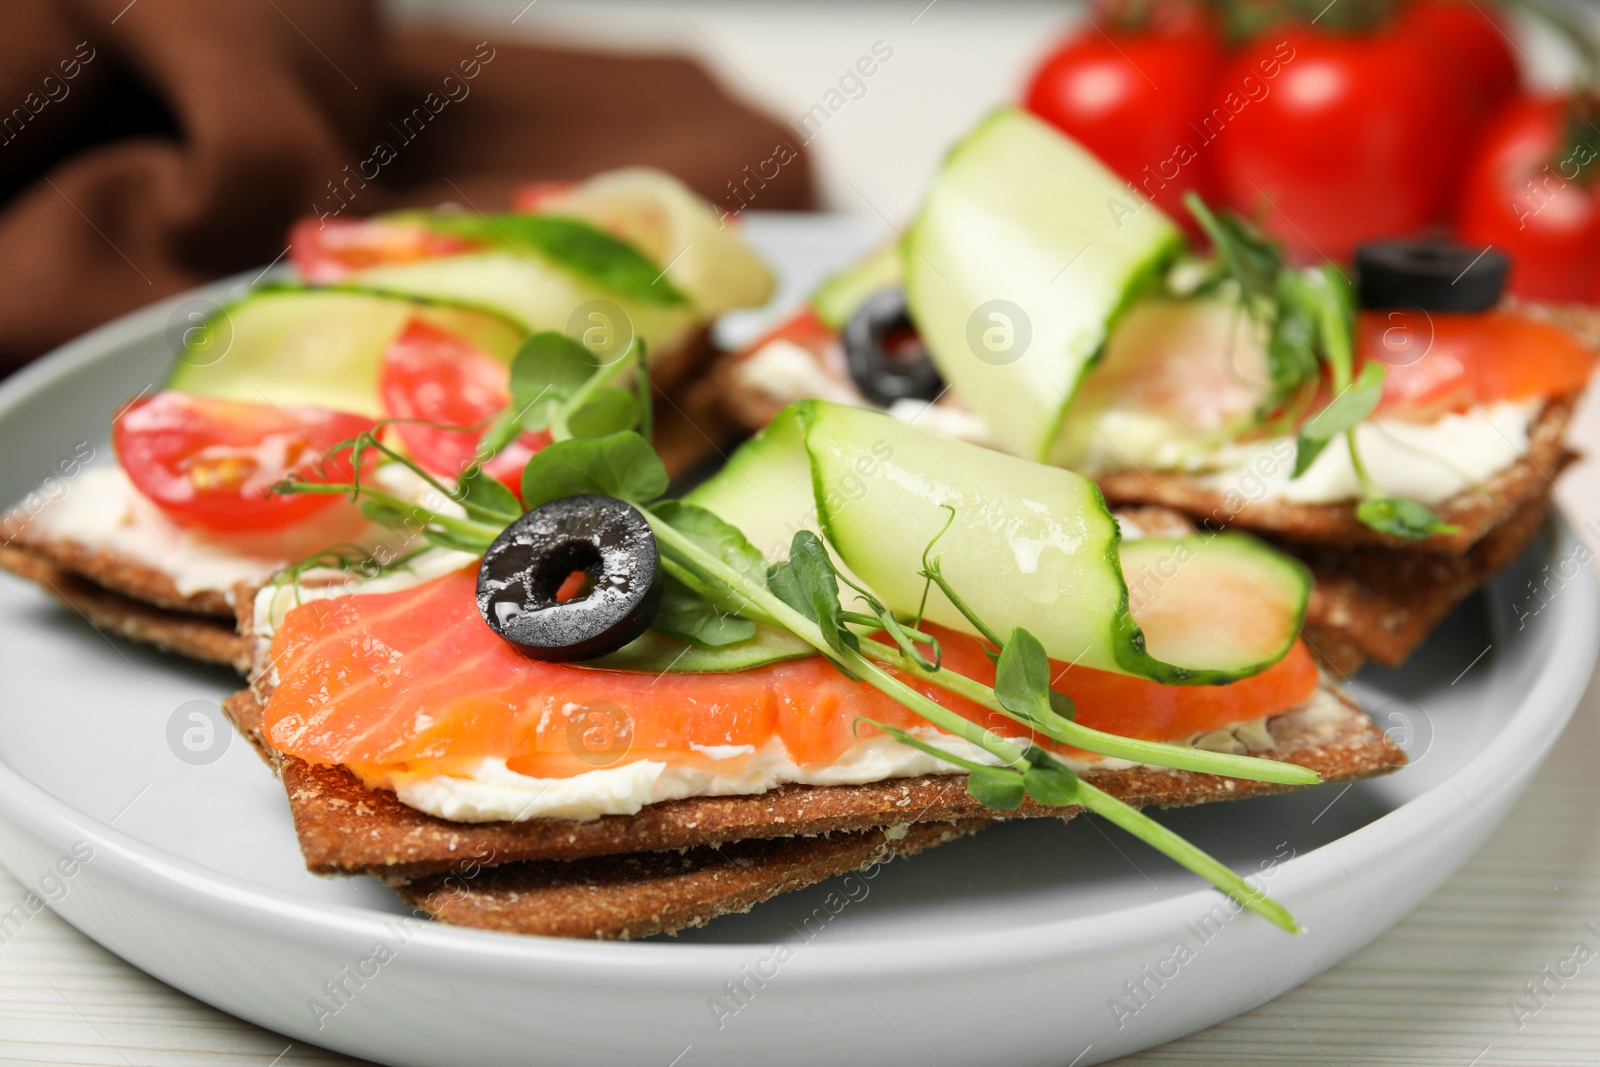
(0, 0, 814, 372)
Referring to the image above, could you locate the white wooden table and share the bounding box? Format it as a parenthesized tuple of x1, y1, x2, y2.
(9, 1, 1600, 1063)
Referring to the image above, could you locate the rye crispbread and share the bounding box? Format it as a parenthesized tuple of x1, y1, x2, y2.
(1095, 396, 1575, 555)
(222, 685, 1402, 880)
(0, 533, 235, 617)
(388, 819, 993, 940)
(1291, 485, 1556, 675)
(0, 544, 246, 668)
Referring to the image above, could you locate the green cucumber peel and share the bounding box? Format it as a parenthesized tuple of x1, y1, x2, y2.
(412, 211, 689, 307)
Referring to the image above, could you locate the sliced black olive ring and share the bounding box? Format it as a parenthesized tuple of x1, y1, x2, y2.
(842, 286, 945, 406)
(476, 494, 663, 661)
(1356, 238, 1508, 313)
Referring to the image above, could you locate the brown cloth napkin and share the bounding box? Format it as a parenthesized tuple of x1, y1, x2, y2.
(0, 0, 814, 372)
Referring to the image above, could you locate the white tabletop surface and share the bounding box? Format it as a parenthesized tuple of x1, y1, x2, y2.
(8, 1, 1600, 1064)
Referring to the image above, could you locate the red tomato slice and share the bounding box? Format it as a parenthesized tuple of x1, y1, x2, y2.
(379, 318, 549, 497)
(288, 217, 481, 284)
(738, 306, 839, 362)
(113, 392, 376, 532)
(511, 181, 577, 213)
(1359, 309, 1597, 419)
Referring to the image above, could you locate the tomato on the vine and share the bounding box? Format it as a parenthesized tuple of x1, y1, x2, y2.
(288, 217, 480, 283)
(1456, 96, 1600, 303)
(1396, 0, 1519, 126)
(113, 392, 375, 532)
(1211, 24, 1458, 263)
(379, 318, 549, 499)
(1024, 19, 1223, 229)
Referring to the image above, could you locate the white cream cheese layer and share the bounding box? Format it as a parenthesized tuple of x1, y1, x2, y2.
(738, 332, 1535, 507)
(20, 463, 446, 602)
(1197, 401, 1536, 506)
(380, 728, 1002, 823)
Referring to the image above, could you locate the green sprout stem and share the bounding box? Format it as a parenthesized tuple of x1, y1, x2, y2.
(646, 511, 1304, 932)
(855, 636, 1318, 786)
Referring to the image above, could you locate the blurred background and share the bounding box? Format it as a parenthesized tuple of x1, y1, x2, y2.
(6, 0, 1600, 370)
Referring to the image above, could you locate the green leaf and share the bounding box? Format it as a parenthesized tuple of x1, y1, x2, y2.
(1184, 193, 1282, 304)
(1022, 750, 1080, 807)
(1264, 273, 1321, 404)
(422, 213, 687, 306)
(520, 431, 668, 510)
(766, 531, 861, 673)
(454, 465, 520, 524)
(652, 501, 770, 588)
(1356, 498, 1461, 540)
(652, 575, 758, 647)
(509, 332, 601, 432)
(358, 496, 424, 531)
(567, 387, 640, 439)
(993, 628, 1075, 737)
(423, 526, 496, 554)
(967, 766, 1026, 810)
(634, 350, 654, 443)
(1293, 360, 1386, 478)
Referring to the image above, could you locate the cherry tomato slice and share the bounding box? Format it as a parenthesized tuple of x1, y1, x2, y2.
(511, 181, 577, 213)
(113, 392, 376, 532)
(379, 318, 549, 498)
(1359, 309, 1597, 419)
(288, 217, 482, 284)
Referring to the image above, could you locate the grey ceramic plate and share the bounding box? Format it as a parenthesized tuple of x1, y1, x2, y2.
(0, 214, 1594, 1067)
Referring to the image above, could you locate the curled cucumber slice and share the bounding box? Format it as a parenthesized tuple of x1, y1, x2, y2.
(691, 400, 1309, 685)
(903, 107, 1183, 462)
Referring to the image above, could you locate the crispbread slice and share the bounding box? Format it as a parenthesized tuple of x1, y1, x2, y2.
(1, 532, 236, 617)
(1096, 396, 1574, 555)
(389, 819, 993, 940)
(222, 686, 1403, 879)
(1291, 485, 1555, 674)
(0, 544, 247, 669)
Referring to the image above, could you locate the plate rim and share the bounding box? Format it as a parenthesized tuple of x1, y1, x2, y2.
(1, 239, 1595, 986)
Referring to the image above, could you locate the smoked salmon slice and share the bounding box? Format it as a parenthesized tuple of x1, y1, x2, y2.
(262, 565, 1320, 778)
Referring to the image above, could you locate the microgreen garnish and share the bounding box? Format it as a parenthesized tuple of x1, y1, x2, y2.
(1186, 193, 1461, 542)
(276, 326, 1317, 933)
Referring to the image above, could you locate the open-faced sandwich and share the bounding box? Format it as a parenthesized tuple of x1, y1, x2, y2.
(0, 168, 774, 670)
(220, 319, 1403, 936)
(716, 108, 1598, 675)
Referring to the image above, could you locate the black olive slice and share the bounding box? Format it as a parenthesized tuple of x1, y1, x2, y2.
(1356, 239, 1509, 313)
(842, 286, 945, 406)
(476, 494, 663, 661)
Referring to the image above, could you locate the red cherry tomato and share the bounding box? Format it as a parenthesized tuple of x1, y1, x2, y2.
(1024, 24, 1223, 230)
(1456, 96, 1600, 303)
(1212, 26, 1458, 263)
(1359, 309, 1597, 420)
(288, 217, 481, 284)
(511, 182, 577, 213)
(113, 392, 376, 532)
(1396, 0, 1519, 126)
(379, 319, 549, 498)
